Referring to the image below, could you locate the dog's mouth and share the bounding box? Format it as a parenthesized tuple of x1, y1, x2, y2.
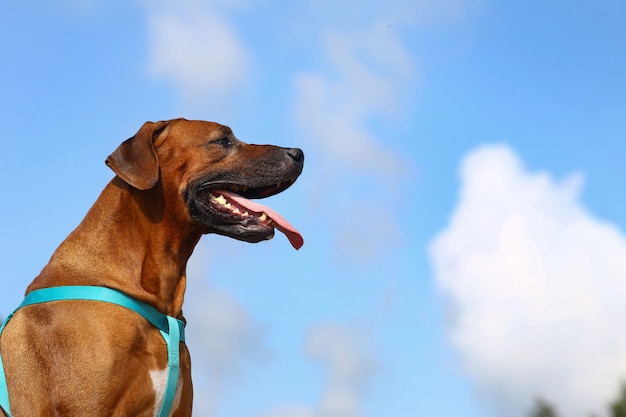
(190, 181, 303, 250)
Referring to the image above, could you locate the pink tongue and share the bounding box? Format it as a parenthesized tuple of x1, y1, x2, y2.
(216, 189, 304, 250)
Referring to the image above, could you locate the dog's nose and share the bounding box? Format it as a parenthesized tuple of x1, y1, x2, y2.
(287, 148, 304, 164)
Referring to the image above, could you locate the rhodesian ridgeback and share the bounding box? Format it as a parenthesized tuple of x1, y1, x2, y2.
(0, 119, 304, 416)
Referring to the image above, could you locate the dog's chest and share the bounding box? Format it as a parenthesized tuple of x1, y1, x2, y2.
(149, 368, 183, 417)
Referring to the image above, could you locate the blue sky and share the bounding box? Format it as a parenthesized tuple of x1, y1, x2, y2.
(1, 1, 626, 417)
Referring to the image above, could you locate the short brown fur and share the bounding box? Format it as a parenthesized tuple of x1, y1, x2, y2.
(0, 119, 304, 416)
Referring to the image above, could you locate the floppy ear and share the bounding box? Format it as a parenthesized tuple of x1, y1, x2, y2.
(105, 121, 170, 190)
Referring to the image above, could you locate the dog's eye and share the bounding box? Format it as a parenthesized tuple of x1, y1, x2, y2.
(212, 136, 233, 147)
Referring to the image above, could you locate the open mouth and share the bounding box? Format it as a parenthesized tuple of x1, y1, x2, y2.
(191, 181, 304, 250)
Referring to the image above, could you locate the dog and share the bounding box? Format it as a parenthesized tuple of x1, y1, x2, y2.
(0, 118, 304, 416)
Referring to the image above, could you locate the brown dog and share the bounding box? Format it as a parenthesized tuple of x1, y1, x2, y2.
(0, 119, 304, 416)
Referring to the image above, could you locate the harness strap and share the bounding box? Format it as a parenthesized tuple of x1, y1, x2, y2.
(159, 316, 181, 417)
(0, 286, 185, 417)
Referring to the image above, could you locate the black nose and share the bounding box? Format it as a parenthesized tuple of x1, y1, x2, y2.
(287, 148, 304, 164)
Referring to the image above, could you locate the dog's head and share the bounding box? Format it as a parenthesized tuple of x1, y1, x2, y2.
(105, 119, 304, 249)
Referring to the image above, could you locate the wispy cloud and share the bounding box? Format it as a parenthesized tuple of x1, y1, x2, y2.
(293, 22, 414, 175)
(59, 0, 101, 15)
(429, 144, 626, 417)
(292, 11, 417, 263)
(144, 2, 252, 109)
(291, 0, 478, 174)
(307, 323, 379, 417)
(292, 0, 475, 30)
(186, 286, 268, 416)
(184, 242, 269, 416)
(260, 323, 379, 417)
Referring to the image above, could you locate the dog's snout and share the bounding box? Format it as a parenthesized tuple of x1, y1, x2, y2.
(286, 148, 304, 164)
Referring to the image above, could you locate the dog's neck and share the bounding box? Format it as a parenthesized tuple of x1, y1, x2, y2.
(27, 178, 203, 318)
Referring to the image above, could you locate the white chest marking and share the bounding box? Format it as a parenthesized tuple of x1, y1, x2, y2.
(150, 368, 183, 417)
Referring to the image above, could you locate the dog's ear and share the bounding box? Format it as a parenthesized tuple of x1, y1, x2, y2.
(105, 121, 170, 190)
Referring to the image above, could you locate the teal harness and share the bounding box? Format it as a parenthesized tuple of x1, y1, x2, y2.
(0, 286, 185, 417)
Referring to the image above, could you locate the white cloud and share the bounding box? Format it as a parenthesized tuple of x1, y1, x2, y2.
(145, 3, 252, 105)
(429, 144, 626, 417)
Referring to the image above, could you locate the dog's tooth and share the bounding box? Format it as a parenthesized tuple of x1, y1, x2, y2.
(224, 203, 231, 209)
(215, 195, 227, 205)
(259, 212, 267, 222)
(243, 211, 249, 217)
(232, 207, 241, 215)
